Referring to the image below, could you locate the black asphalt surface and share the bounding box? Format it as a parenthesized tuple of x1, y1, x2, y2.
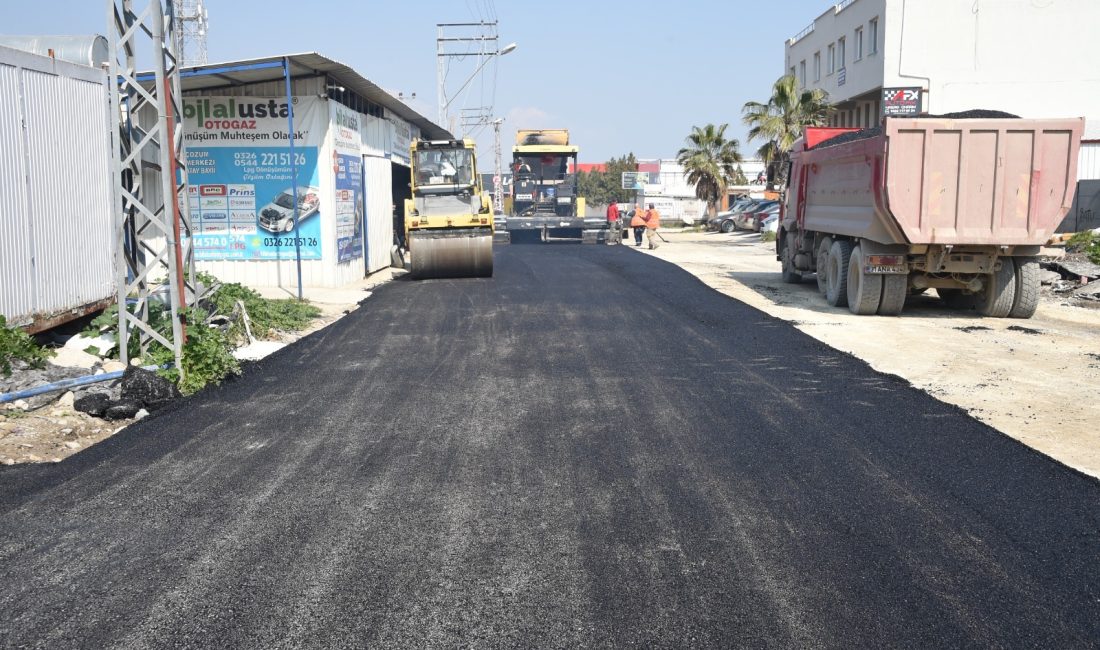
(2, 243, 1099, 648)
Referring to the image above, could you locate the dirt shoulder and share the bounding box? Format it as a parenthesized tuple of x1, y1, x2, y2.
(636, 231, 1100, 478)
(1, 271, 393, 466)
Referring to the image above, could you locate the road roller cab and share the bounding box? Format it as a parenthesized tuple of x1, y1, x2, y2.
(404, 139, 494, 279)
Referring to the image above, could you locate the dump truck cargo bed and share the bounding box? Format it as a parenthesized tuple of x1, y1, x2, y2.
(795, 117, 1084, 247)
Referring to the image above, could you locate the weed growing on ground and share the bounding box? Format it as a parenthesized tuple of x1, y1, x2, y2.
(1067, 231, 1100, 265)
(83, 274, 320, 395)
(197, 272, 321, 340)
(0, 315, 52, 377)
(761, 230, 777, 243)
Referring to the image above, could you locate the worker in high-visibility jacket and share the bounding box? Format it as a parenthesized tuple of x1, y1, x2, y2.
(629, 204, 647, 247)
(644, 203, 661, 250)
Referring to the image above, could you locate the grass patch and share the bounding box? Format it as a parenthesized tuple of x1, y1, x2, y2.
(1067, 231, 1100, 265)
(0, 315, 52, 377)
(760, 230, 777, 243)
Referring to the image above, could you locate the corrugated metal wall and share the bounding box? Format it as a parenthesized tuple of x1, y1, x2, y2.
(0, 61, 34, 322)
(1079, 142, 1100, 180)
(363, 156, 393, 273)
(0, 46, 114, 330)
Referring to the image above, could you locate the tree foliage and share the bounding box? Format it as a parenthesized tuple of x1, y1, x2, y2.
(742, 74, 832, 188)
(675, 123, 742, 216)
(577, 153, 639, 207)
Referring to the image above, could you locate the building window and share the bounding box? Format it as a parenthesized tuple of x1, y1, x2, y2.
(869, 18, 879, 54)
(790, 66, 796, 79)
(827, 43, 835, 74)
(855, 27, 863, 61)
(838, 37, 846, 68)
(799, 60, 806, 86)
(813, 52, 821, 81)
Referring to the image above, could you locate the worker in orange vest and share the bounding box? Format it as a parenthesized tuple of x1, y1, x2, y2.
(645, 203, 661, 250)
(629, 204, 646, 246)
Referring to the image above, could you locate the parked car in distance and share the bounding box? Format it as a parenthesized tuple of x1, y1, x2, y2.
(735, 200, 778, 231)
(760, 213, 779, 235)
(752, 204, 781, 231)
(707, 210, 737, 232)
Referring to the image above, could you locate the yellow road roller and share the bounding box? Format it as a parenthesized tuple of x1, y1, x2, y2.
(404, 138, 494, 279)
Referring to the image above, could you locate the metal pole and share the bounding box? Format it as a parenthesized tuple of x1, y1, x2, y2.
(283, 56, 303, 301)
(107, 0, 131, 365)
(436, 24, 446, 127)
(493, 118, 504, 214)
(150, 4, 186, 371)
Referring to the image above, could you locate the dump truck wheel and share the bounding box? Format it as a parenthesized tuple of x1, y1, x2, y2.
(816, 237, 832, 296)
(781, 234, 802, 284)
(826, 240, 852, 307)
(978, 258, 1017, 318)
(878, 274, 907, 316)
(846, 245, 883, 315)
(938, 288, 979, 310)
(1009, 257, 1040, 319)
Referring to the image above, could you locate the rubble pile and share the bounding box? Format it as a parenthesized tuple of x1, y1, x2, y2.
(1, 338, 184, 466)
(1040, 254, 1100, 306)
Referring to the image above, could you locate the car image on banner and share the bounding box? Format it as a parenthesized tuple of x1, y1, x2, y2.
(257, 186, 321, 233)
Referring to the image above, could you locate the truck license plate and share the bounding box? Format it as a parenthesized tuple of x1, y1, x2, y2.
(865, 265, 907, 274)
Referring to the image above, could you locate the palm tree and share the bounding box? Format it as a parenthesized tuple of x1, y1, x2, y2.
(676, 124, 743, 218)
(742, 75, 832, 189)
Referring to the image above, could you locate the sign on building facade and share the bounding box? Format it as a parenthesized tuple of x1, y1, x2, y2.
(882, 87, 923, 116)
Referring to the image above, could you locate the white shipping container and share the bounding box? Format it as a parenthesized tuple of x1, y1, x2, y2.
(0, 45, 115, 332)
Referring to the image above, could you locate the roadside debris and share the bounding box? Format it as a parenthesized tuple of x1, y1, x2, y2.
(1040, 252, 1100, 307)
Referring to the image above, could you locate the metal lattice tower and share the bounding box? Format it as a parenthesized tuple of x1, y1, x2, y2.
(108, 0, 195, 372)
(172, 0, 207, 67)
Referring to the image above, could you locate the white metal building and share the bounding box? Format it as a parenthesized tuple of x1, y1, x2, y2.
(0, 44, 116, 332)
(784, 0, 1100, 229)
(146, 53, 453, 290)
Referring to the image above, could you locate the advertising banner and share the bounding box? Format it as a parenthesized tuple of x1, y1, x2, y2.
(388, 115, 413, 165)
(182, 96, 326, 260)
(883, 87, 922, 116)
(331, 103, 365, 263)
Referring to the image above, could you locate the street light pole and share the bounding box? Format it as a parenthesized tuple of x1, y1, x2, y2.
(492, 118, 504, 214)
(439, 42, 516, 127)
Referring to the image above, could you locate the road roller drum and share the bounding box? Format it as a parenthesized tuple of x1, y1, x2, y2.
(409, 229, 493, 279)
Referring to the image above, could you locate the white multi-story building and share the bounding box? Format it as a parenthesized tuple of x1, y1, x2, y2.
(784, 0, 1100, 229)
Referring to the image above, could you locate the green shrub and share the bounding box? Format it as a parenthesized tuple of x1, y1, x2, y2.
(761, 230, 777, 243)
(0, 315, 53, 377)
(150, 308, 240, 395)
(82, 273, 320, 394)
(1066, 231, 1100, 265)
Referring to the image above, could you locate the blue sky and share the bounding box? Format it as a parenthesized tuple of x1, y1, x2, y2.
(5, 0, 832, 161)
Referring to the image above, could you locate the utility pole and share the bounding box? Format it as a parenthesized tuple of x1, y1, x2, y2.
(492, 118, 504, 214)
(436, 22, 515, 135)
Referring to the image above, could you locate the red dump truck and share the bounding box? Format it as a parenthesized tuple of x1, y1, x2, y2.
(777, 115, 1084, 317)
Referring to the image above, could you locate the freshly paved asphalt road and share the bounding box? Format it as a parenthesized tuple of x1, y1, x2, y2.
(2, 242, 1099, 648)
